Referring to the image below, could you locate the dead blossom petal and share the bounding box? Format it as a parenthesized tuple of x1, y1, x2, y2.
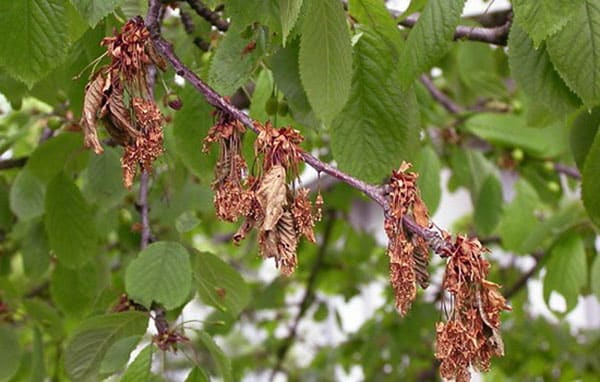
(292, 188, 316, 243)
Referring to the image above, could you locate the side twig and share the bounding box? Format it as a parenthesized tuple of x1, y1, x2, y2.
(185, 0, 229, 31)
(0, 157, 28, 170)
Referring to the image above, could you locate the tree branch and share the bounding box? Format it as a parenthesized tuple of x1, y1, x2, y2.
(420, 75, 464, 114)
(504, 252, 544, 300)
(269, 211, 336, 381)
(0, 156, 28, 170)
(397, 13, 512, 46)
(185, 0, 229, 32)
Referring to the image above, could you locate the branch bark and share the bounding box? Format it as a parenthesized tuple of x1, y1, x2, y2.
(185, 0, 229, 32)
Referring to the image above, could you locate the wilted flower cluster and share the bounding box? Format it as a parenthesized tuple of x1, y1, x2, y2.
(80, 17, 167, 188)
(384, 162, 431, 315)
(204, 120, 320, 275)
(435, 235, 511, 382)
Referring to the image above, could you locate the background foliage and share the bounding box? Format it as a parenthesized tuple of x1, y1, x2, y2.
(1, 0, 600, 381)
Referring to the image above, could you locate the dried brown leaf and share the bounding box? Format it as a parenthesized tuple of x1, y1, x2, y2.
(257, 165, 287, 231)
(259, 210, 298, 276)
(107, 84, 139, 144)
(81, 73, 106, 154)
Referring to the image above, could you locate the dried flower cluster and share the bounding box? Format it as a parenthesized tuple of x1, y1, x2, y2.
(384, 162, 431, 315)
(435, 235, 511, 381)
(204, 120, 320, 275)
(80, 17, 167, 188)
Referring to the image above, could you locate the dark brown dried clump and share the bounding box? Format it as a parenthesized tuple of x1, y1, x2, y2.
(435, 235, 511, 382)
(384, 162, 431, 315)
(80, 17, 167, 188)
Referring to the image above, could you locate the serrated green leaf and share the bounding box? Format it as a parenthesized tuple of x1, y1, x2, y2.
(196, 330, 233, 382)
(99, 335, 141, 375)
(271, 39, 320, 128)
(570, 107, 600, 170)
(194, 251, 250, 318)
(20, 220, 51, 278)
(45, 173, 97, 268)
(508, 22, 580, 117)
(125, 241, 192, 310)
(497, 179, 541, 254)
(50, 261, 98, 317)
(299, 0, 352, 124)
(398, 0, 466, 87)
(474, 175, 503, 236)
(65, 311, 148, 382)
(27, 132, 86, 183)
(512, 0, 580, 47)
(349, 0, 404, 53)
(413, 146, 441, 214)
(227, 0, 280, 31)
(543, 233, 586, 313)
(172, 84, 216, 183)
(208, 23, 264, 96)
(186, 367, 210, 382)
(331, 27, 419, 183)
(546, 1, 600, 107)
(0, 324, 21, 381)
(121, 345, 152, 382)
(23, 298, 65, 339)
(69, 0, 123, 27)
(582, 127, 600, 229)
(462, 113, 567, 158)
(592, 255, 600, 300)
(0, 0, 69, 87)
(10, 169, 45, 221)
(280, 0, 303, 46)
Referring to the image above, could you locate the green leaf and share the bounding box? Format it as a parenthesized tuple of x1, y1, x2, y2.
(99, 336, 141, 375)
(10, 169, 45, 221)
(196, 330, 233, 382)
(227, 0, 280, 32)
(69, 0, 123, 27)
(0, 324, 21, 381)
(591, 255, 600, 300)
(83, 147, 127, 209)
(23, 298, 65, 339)
(546, 1, 600, 107)
(0, 0, 69, 87)
(45, 173, 97, 268)
(512, 0, 580, 46)
(121, 345, 152, 382)
(349, 0, 404, 52)
(208, 23, 264, 96)
(186, 367, 210, 382)
(172, 84, 215, 182)
(543, 233, 586, 313)
(456, 43, 506, 99)
(497, 179, 541, 254)
(64, 311, 149, 382)
(397, 0, 428, 20)
(271, 40, 319, 128)
(29, 328, 46, 382)
(280, 0, 303, 46)
(473, 175, 503, 236)
(194, 251, 250, 318)
(331, 27, 419, 183)
(125, 241, 192, 310)
(570, 107, 600, 170)
(299, 0, 352, 124)
(462, 113, 567, 158)
(413, 146, 441, 214)
(508, 22, 580, 117)
(398, 0, 466, 87)
(50, 261, 98, 317)
(27, 132, 86, 183)
(20, 220, 51, 278)
(582, 128, 600, 229)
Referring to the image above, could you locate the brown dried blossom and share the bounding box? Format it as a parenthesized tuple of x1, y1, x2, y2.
(292, 188, 316, 243)
(254, 121, 304, 175)
(81, 18, 167, 188)
(384, 162, 431, 315)
(435, 235, 511, 381)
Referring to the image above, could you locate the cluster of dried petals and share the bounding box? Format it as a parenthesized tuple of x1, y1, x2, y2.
(203, 112, 250, 222)
(435, 235, 511, 381)
(384, 162, 431, 315)
(153, 328, 190, 352)
(81, 18, 167, 188)
(206, 120, 319, 276)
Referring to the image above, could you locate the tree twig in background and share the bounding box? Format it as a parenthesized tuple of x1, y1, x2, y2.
(420, 74, 464, 114)
(269, 211, 336, 382)
(185, 0, 229, 32)
(138, 171, 152, 249)
(0, 156, 28, 170)
(504, 252, 544, 300)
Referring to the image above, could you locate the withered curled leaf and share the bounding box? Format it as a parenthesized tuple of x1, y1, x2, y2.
(257, 165, 287, 231)
(81, 72, 106, 154)
(259, 210, 298, 276)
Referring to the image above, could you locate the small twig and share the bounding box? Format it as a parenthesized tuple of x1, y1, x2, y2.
(397, 13, 511, 46)
(504, 252, 544, 300)
(269, 212, 336, 381)
(420, 75, 463, 114)
(0, 157, 28, 170)
(554, 163, 581, 180)
(185, 0, 229, 32)
(139, 171, 152, 249)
